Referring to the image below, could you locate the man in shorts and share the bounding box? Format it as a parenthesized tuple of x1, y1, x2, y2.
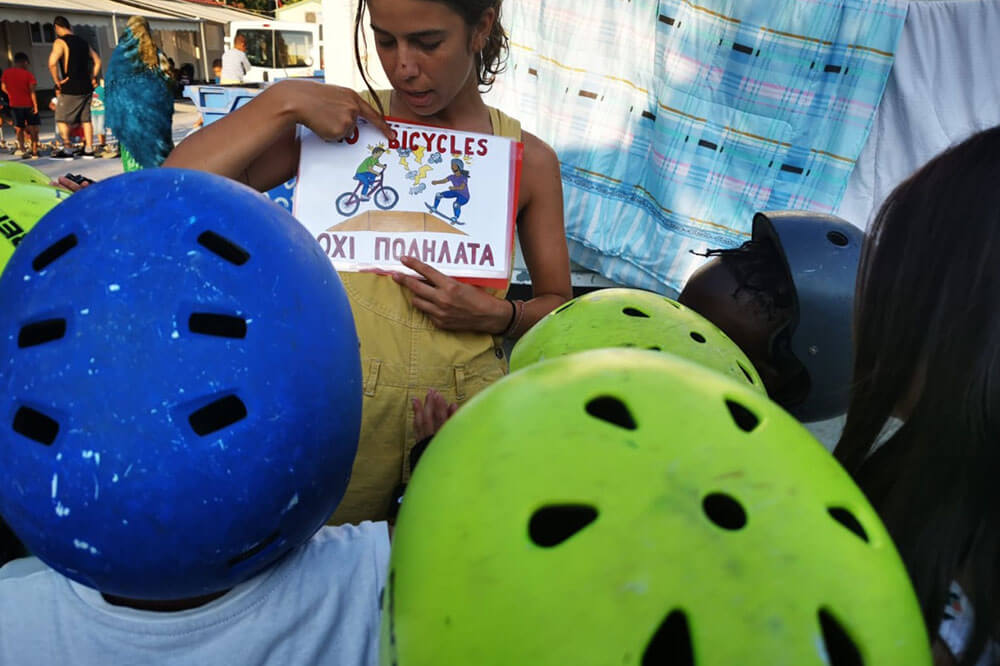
(47, 16, 101, 159)
(0, 53, 39, 159)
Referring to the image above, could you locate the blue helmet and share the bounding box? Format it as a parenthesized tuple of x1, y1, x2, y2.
(0, 168, 362, 600)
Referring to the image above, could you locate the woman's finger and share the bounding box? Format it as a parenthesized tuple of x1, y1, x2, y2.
(394, 273, 439, 302)
(356, 97, 394, 139)
(400, 255, 449, 287)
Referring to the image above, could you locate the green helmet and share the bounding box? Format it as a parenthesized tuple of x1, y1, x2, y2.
(511, 288, 765, 393)
(385, 349, 930, 666)
(0, 180, 68, 274)
(0, 161, 51, 187)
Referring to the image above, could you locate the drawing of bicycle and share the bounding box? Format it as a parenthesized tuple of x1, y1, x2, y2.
(335, 168, 400, 216)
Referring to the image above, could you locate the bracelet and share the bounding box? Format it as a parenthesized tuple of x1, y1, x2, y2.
(502, 299, 525, 338)
(500, 299, 516, 334)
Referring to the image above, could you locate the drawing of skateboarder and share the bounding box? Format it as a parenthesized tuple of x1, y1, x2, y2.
(426, 158, 471, 225)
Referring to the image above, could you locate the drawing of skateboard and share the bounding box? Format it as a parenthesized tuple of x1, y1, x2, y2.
(425, 202, 465, 226)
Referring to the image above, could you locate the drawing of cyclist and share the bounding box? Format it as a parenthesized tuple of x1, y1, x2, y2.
(353, 146, 386, 201)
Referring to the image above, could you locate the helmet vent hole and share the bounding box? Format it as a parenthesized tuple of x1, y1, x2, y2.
(197, 231, 250, 266)
(32, 234, 78, 271)
(13, 406, 59, 445)
(189, 313, 247, 339)
(738, 362, 755, 384)
(17, 318, 66, 348)
(585, 396, 637, 430)
(642, 610, 694, 666)
(702, 492, 747, 530)
(529, 505, 598, 547)
(188, 395, 247, 436)
(826, 231, 850, 247)
(647, 346, 661, 351)
(689, 331, 706, 343)
(818, 608, 863, 666)
(725, 400, 759, 432)
(227, 529, 280, 568)
(554, 300, 575, 315)
(827, 507, 869, 543)
(664, 298, 681, 309)
(622, 307, 649, 318)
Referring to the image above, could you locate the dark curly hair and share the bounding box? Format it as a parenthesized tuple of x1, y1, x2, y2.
(354, 0, 509, 115)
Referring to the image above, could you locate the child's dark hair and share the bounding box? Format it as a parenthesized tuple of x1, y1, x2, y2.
(836, 125, 1000, 665)
(696, 238, 808, 405)
(13, 52, 29, 65)
(354, 0, 509, 115)
(700, 238, 795, 324)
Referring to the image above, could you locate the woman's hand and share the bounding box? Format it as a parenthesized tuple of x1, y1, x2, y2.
(392, 255, 511, 333)
(277, 80, 393, 142)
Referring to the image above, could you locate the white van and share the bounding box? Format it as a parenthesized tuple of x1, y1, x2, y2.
(227, 20, 322, 83)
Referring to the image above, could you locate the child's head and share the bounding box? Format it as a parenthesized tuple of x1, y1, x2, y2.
(0, 179, 65, 276)
(0, 168, 363, 602)
(212, 58, 222, 78)
(355, 0, 508, 116)
(836, 126, 1000, 649)
(385, 349, 930, 664)
(679, 212, 862, 422)
(510, 287, 765, 394)
(13, 52, 29, 68)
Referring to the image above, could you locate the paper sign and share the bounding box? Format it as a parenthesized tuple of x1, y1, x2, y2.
(294, 117, 523, 287)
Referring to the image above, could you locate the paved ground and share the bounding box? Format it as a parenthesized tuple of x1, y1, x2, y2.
(0, 100, 201, 183)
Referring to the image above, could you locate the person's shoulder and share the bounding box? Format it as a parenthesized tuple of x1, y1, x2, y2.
(0, 557, 65, 606)
(290, 523, 389, 577)
(304, 522, 389, 554)
(520, 130, 559, 172)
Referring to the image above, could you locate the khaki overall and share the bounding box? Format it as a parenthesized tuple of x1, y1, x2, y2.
(329, 90, 522, 524)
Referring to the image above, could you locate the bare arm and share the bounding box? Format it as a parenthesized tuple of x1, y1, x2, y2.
(511, 131, 572, 337)
(164, 79, 392, 191)
(29, 82, 37, 114)
(89, 47, 101, 80)
(48, 41, 66, 87)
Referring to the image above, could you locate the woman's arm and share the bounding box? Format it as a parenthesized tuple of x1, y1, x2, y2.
(164, 80, 392, 191)
(510, 131, 572, 337)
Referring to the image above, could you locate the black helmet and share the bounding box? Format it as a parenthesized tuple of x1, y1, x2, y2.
(753, 211, 863, 422)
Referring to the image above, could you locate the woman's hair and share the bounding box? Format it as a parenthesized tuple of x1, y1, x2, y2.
(125, 16, 159, 71)
(835, 125, 1000, 664)
(450, 157, 469, 176)
(354, 0, 509, 115)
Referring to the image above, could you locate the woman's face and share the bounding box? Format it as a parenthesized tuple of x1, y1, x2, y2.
(367, 0, 490, 116)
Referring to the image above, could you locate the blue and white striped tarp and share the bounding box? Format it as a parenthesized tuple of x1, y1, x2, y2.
(487, 0, 907, 293)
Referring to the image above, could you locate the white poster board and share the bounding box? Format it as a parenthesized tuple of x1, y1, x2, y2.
(295, 118, 523, 287)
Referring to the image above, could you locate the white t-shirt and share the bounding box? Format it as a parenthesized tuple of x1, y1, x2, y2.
(0, 523, 390, 666)
(220, 47, 252, 83)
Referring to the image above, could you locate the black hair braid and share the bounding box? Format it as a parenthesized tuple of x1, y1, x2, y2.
(701, 239, 795, 323)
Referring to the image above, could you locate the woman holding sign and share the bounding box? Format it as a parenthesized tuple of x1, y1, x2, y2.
(165, 0, 572, 523)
